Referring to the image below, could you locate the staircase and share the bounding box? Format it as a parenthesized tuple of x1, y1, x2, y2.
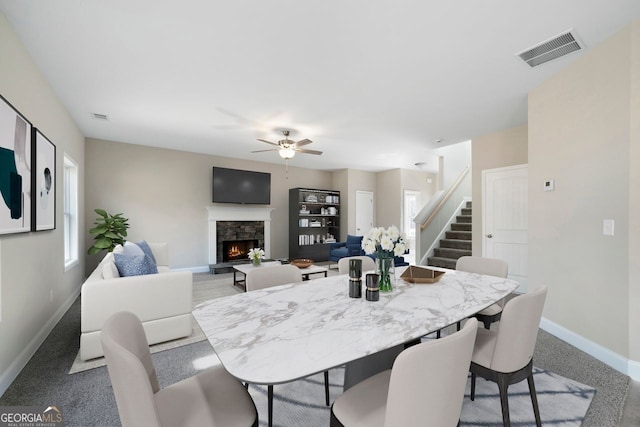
(427, 201, 472, 269)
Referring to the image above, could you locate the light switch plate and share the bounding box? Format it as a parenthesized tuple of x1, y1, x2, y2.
(543, 179, 555, 191)
(603, 219, 615, 236)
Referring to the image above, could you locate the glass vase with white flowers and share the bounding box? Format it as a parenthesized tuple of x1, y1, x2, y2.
(361, 226, 407, 292)
(248, 247, 265, 266)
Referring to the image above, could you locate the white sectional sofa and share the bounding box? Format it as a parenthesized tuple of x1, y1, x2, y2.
(80, 242, 193, 361)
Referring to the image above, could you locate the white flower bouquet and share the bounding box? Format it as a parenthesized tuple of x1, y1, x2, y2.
(361, 226, 407, 258)
(361, 226, 407, 292)
(248, 247, 265, 265)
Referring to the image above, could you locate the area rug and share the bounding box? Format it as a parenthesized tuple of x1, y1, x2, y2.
(68, 274, 241, 374)
(247, 366, 596, 426)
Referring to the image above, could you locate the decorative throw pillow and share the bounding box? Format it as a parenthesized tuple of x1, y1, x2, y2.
(136, 240, 156, 264)
(123, 241, 145, 257)
(101, 253, 121, 279)
(114, 253, 159, 277)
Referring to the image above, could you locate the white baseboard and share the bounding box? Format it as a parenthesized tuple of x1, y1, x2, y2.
(0, 287, 81, 397)
(540, 317, 639, 381)
(628, 359, 640, 382)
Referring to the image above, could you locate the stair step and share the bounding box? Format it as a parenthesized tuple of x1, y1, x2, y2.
(445, 231, 472, 241)
(440, 239, 472, 250)
(434, 247, 471, 259)
(466, 201, 472, 209)
(461, 208, 472, 216)
(451, 223, 471, 232)
(456, 215, 472, 224)
(427, 256, 457, 270)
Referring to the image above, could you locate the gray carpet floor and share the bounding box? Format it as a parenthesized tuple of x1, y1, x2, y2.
(0, 272, 634, 426)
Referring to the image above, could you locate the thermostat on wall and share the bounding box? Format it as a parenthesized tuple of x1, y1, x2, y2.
(543, 179, 555, 192)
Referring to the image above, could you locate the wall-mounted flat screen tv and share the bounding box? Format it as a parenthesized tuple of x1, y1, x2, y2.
(212, 167, 271, 204)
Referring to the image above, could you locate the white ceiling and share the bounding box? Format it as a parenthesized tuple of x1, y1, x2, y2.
(2, 1, 640, 173)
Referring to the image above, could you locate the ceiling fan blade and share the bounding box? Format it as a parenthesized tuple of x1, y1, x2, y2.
(295, 139, 313, 147)
(257, 139, 280, 147)
(296, 148, 323, 155)
(251, 149, 279, 153)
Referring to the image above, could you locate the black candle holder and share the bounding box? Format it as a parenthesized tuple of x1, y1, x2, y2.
(349, 259, 362, 298)
(366, 273, 379, 301)
(349, 258, 362, 278)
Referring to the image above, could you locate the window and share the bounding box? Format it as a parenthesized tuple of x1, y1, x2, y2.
(64, 154, 79, 270)
(403, 190, 420, 239)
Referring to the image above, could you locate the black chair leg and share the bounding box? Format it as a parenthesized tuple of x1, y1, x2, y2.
(268, 384, 273, 427)
(457, 321, 461, 331)
(470, 372, 476, 400)
(436, 329, 441, 338)
(496, 374, 511, 427)
(527, 373, 542, 427)
(324, 370, 330, 406)
(483, 320, 492, 329)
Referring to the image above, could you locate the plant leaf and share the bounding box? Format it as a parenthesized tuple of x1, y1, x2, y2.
(87, 246, 103, 255)
(93, 237, 113, 249)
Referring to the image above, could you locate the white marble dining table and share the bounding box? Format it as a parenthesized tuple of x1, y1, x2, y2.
(192, 265, 519, 386)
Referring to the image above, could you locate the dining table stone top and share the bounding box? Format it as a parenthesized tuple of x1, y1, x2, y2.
(192, 266, 519, 385)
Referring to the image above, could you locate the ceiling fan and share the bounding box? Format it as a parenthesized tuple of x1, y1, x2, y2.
(252, 130, 322, 159)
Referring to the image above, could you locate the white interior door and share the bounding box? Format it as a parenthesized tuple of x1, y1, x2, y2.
(403, 190, 420, 264)
(355, 191, 374, 237)
(482, 164, 528, 292)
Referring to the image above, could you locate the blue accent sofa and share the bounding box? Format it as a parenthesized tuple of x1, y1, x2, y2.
(329, 234, 409, 267)
(329, 235, 365, 263)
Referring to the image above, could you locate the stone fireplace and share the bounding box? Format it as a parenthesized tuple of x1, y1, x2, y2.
(206, 205, 274, 265)
(216, 220, 264, 263)
(222, 238, 259, 262)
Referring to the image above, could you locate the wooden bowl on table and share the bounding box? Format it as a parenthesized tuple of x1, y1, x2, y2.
(290, 258, 314, 269)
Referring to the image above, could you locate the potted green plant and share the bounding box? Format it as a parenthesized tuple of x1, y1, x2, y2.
(87, 209, 130, 255)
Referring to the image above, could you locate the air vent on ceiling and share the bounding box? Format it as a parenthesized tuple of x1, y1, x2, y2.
(516, 30, 584, 68)
(91, 112, 109, 120)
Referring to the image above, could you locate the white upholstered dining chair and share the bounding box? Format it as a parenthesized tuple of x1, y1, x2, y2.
(337, 256, 376, 275)
(330, 318, 478, 427)
(469, 285, 547, 427)
(244, 263, 330, 427)
(245, 263, 302, 291)
(456, 256, 509, 329)
(101, 311, 258, 427)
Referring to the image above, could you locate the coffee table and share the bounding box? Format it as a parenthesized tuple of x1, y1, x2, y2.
(233, 261, 328, 290)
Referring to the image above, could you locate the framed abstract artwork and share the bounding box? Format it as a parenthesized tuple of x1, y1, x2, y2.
(0, 94, 32, 235)
(32, 128, 56, 231)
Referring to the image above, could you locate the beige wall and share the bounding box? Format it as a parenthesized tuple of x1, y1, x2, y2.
(401, 169, 437, 206)
(529, 26, 633, 357)
(0, 14, 85, 393)
(375, 169, 402, 228)
(85, 138, 333, 272)
(629, 20, 640, 364)
(471, 125, 528, 254)
(332, 168, 433, 239)
(434, 140, 472, 189)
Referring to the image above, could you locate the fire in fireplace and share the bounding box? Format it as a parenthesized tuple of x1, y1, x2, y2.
(222, 239, 259, 262)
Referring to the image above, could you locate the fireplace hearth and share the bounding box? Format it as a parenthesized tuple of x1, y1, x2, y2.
(223, 239, 259, 262)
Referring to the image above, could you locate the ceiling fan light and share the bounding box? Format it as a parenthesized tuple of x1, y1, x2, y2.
(279, 147, 295, 159)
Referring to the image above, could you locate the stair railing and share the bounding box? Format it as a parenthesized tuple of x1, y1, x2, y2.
(414, 166, 471, 265)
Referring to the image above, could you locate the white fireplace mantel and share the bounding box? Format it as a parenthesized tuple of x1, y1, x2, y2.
(206, 205, 274, 265)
